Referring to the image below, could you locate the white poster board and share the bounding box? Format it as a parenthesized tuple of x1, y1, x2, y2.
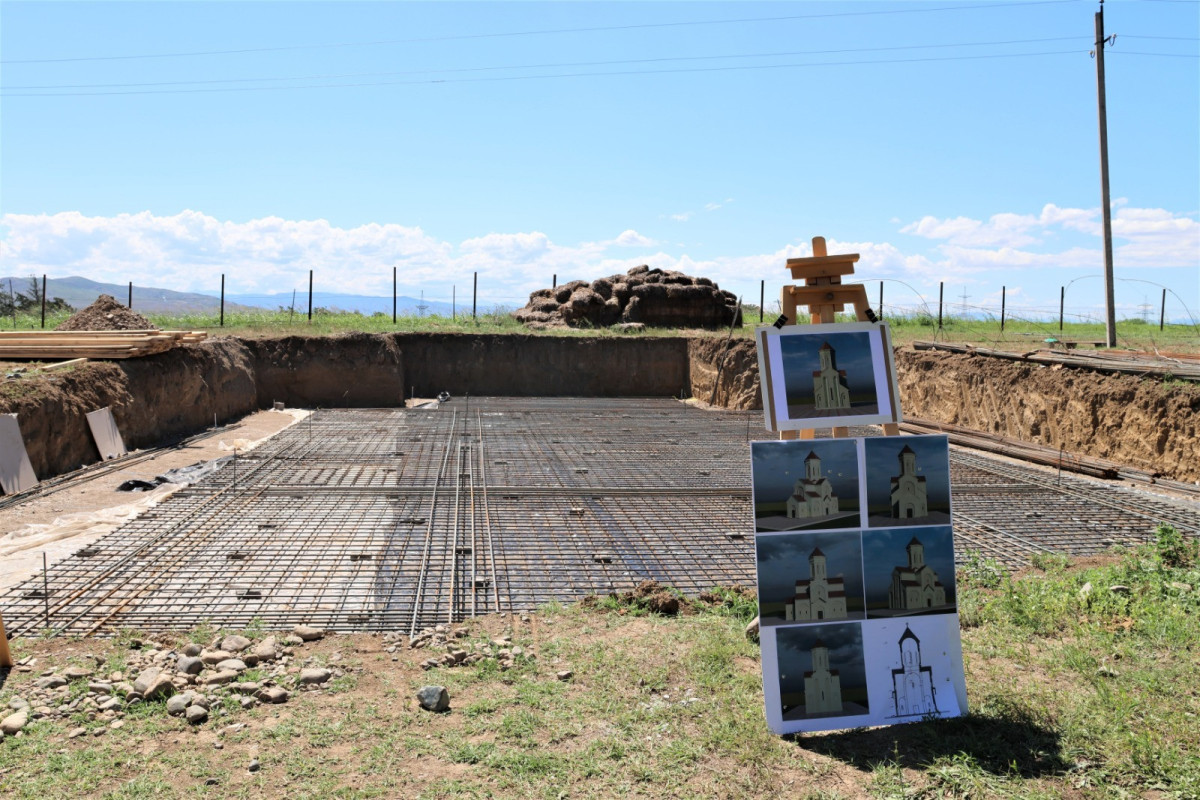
(751, 434, 968, 735)
(755, 322, 901, 432)
(0, 413, 39, 494)
(86, 407, 127, 460)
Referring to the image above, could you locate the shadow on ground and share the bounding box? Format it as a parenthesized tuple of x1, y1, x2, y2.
(793, 712, 1068, 778)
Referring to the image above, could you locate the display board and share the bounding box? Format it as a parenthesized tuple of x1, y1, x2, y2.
(755, 322, 901, 432)
(751, 435, 968, 735)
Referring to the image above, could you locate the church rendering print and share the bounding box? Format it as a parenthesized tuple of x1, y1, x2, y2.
(754, 322, 900, 432)
(751, 439, 861, 532)
(752, 434, 967, 735)
(755, 530, 866, 627)
(864, 435, 952, 528)
(780, 331, 879, 419)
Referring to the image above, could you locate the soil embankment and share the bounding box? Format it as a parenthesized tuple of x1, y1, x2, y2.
(894, 348, 1200, 484)
(3, 335, 1196, 485)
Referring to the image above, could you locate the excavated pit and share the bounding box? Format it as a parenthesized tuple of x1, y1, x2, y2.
(2, 332, 1198, 635)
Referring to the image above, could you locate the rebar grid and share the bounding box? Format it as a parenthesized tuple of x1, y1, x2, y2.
(3, 397, 1198, 636)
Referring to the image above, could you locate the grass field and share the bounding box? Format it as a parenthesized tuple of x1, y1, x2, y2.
(3, 305, 1195, 353)
(1, 526, 1197, 798)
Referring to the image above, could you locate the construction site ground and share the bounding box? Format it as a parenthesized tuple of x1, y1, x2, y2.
(3, 397, 1198, 638)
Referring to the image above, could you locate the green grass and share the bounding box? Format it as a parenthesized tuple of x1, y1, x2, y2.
(2, 534, 1199, 797)
(3, 305, 1196, 354)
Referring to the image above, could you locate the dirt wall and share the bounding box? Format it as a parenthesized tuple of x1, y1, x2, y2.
(895, 349, 1200, 484)
(687, 338, 761, 410)
(2, 339, 258, 478)
(248, 334, 405, 408)
(395, 333, 690, 398)
(5, 334, 1197, 486)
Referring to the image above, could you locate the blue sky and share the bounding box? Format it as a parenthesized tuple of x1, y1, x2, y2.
(2, 1, 1196, 320)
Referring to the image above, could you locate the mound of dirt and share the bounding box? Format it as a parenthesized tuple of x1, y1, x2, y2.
(56, 294, 155, 331)
(513, 266, 741, 329)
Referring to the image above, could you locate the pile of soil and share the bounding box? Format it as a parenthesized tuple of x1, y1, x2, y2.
(513, 266, 741, 329)
(56, 294, 155, 331)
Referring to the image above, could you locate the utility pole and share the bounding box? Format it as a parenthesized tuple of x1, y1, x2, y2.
(1094, 1, 1117, 347)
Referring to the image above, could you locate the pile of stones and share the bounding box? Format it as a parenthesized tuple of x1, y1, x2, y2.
(0, 624, 338, 740)
(396, 623, 532, 672)
(512, 265, 741, 329)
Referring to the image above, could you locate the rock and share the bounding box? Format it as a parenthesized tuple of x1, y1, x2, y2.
(230, 682, 260, 694)
(220, 635, 252, 653)
(142, 676, 176, 701)
(745, 616, 760, 642)
(201, 670, 239, 686)
(35, 676, 67, 690)
(109, 719, 125, 730)
(63, 666, 93, 681)
(1, 710, 29, 735)
(132, 667, 162, 696)
(177, 656, 204, 676)
(1079, 582, 1094, 601)
(68, 727, 87, 739)
(185, 705, 209, 725)
(248, 758, 260, 773)
(216, 659, 247, 673)
(416, 685, 450, 713)
(183, 643, 203, 657)
(200, 650, 233, 665)
(97, 698, 122, 712)
(8, 697, 30, 711)
(87, 682, 113, 694)
(238, 696, 256, 710)
(255, 687, 289, 705)
(1109, 585, 1132, 596)
(298, 668, 331, 685)
(250, 637, 278, 662)
(292, 625, 324, 642)
(282, 635, 304, 646)
(1097, 666, 1120, 678)
(167, 694, 195, 716)
(556, 670, 574, 681)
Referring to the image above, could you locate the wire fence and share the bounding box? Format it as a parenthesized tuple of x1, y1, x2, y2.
(1, 271, 1196, 342)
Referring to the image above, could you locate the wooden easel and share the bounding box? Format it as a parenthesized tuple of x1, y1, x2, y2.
(0, 612, 13, 668)
(778, 236, 900, 442)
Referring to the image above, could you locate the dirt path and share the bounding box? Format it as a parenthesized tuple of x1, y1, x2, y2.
(0, 409, 302, 591)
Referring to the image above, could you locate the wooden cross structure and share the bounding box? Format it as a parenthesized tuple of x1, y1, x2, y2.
(779, 235, 900, 441)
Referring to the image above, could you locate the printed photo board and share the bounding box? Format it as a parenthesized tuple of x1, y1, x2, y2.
(751, 435, 967, 735)
(755, 322, 901, 432)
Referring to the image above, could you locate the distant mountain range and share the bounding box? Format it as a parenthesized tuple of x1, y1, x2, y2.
(0, 276, 457, 316)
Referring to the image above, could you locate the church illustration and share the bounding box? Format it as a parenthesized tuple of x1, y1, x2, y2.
(890, 445, 929, 519)
(785, 547, 849, 622)
(890, 626, 939, 717)
(787, 451, 840, 519)
(811, 341, 852, 410)
(888, 537, 947, 611)
(803, 639, 843, 714)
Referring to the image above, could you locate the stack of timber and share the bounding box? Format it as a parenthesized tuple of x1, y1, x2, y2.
(899, 416, 1159, 482)
(0, 330, 206, 360)
(912, 341, 1200, 381)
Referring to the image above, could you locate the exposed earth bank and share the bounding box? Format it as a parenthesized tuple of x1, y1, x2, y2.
(2, 333, 1196, 485)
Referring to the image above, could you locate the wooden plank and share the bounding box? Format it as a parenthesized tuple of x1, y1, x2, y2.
(42, 358, 88, 372)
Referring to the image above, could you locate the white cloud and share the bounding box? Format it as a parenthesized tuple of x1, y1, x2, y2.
(668, 212, 691, 222)
(611, 229, 656, 247)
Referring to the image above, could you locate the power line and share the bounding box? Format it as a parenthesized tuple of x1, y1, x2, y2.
(1, 49, 1087, 97)
(2, 36, 1090, 91)
(1, 0, 1080, 65)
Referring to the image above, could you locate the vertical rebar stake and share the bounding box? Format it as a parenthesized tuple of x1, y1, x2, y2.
(43, 552, 50, 630)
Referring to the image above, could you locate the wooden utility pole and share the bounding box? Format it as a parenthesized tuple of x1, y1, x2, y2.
(1095, 1, 1117, 347)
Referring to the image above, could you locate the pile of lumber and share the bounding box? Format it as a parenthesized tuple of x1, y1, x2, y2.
(912, 340, 1200, 381)
(0, 330, 207, 360)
